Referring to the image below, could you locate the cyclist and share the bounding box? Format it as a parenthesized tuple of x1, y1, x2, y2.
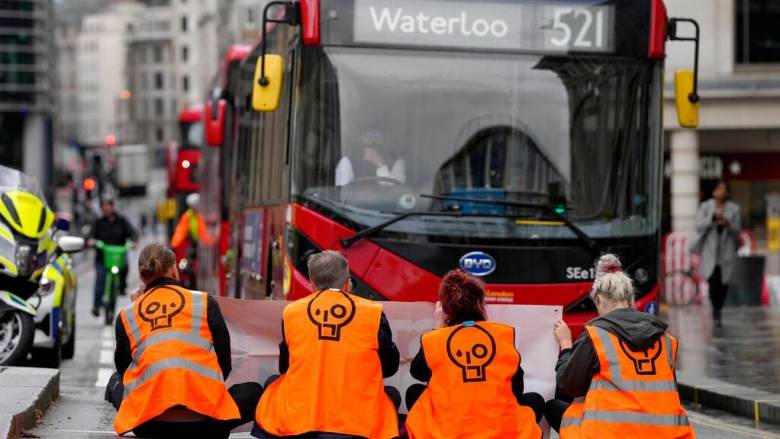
(89, 198, 138, 317)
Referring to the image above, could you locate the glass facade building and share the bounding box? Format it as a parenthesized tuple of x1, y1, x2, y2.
(0, 0, 53, 183)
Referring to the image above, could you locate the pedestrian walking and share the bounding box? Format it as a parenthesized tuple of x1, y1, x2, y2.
(691, 180, 741, 327)
(404, 269, 543, 439)
(545, 254, 695, 439)
(106, 243, 262, 438)
(253, 250, 400, 439)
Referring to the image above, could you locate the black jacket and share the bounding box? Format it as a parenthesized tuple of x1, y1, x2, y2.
(410, 319, 526, 399)
(114, 277, 232, 379)
(92, 214, 137, 262)
(555, 308, 669, 398)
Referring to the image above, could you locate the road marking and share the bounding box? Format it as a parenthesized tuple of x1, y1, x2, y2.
(101, 339, 113, 348)
(688, 411, 780, 438)
(56, 430, 116, 435)
(99, 349, 113, 365)
(94, 368, 113, 388)
(102, 327, 113, 338)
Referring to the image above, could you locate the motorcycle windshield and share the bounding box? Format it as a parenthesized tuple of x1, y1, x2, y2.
(0, 165, 45, 201)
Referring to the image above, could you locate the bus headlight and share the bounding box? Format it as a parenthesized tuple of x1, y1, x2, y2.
(633, 267, 650, 286)
(111, 266, 120, 275)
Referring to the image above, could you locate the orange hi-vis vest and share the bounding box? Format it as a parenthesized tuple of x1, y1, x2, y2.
(256, 289, 399, 439)
(405, 321, 541, 439)
(114, 285, 240, 435)
(560, 325, 695, 439)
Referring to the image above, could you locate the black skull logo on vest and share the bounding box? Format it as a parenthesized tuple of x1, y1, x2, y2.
(306, 290, 356, 341)
(618, 338, 663, 375)
(446, 323, 497, 383)
(138, 287, 186, 331)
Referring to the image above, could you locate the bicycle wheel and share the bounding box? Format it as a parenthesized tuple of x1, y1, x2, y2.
(661, 270, 700, 305)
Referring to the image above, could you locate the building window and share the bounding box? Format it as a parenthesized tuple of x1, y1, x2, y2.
(246, 8, 255, 24)
(182, 75, 189, 91)
(736, 0, 780, 63)
(156, 127, 165, 142)
(181, 45, 188, 62)
(153, 45, 163, 63)
(154, 98, 164, 116)
(181, 16, 188, 32)
(154, 72, 164, 89)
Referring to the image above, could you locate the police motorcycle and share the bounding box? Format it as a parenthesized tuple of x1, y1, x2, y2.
(0, 165, 85, 367)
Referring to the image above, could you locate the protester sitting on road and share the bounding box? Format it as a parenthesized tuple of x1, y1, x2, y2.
(546, 253, 695, 439)
(106, 243, 262, 439)
(253, 250, 401, 439)
(404, 269, 544, 439)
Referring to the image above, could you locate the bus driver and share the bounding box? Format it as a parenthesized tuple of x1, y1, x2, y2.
(335, 131, 406, 186)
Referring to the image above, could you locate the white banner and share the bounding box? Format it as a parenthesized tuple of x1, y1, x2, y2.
(216, 298, 560, 434)
(217, 297, 560, 399)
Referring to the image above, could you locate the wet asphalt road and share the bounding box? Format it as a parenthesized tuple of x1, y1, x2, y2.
(28, 259, 780, 438)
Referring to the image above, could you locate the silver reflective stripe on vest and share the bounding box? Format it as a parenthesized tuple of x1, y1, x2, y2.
(123, 357, 224, 397)
(124, 305, 142, 346)
(191, 291, 204, 334)
(665, 335, 675, 370)
(583, 410, 690, 426)
(590, 379, 677, 392)
(132, 330, 212, 362)
(560, 417, 581, 428)
(589, 326, 677, 393)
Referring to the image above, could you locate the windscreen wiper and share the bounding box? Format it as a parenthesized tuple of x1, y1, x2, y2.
(340, 211, 465, 249)
(420, 194, 598, 256)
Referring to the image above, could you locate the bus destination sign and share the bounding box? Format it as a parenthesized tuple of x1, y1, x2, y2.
(352, 0, 615, 53)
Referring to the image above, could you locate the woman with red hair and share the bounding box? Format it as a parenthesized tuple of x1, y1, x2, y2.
(404, 269, 544, 439)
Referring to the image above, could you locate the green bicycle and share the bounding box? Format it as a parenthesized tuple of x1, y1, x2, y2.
(95, 241, 132, 326)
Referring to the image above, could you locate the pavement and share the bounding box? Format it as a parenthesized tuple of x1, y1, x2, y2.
(0, 367, 59, 439)
(665, 303, 780, 427)
(6, 235, 777, 438)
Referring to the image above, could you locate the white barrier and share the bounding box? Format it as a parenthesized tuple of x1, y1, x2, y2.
(662, 230, 756, 304)
(215, 297, 560, 416)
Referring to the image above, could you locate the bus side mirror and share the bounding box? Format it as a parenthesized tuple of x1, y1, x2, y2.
(668, 18, 701, 129)
(252, 54, 284, 112)
(205, 99, 226, 146)
(675, 70, 699, 128)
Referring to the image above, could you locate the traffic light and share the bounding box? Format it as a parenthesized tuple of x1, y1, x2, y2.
(105, 134, 117, 146)
(83, 177, 97, 198)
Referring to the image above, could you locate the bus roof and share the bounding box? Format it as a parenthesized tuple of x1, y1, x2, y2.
(178, 105, 203, 123)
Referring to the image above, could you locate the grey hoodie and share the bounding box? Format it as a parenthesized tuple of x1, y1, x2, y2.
(555, 308, 669, 398)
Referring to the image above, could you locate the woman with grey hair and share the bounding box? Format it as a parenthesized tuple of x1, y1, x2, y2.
(542, 254, 694, 438)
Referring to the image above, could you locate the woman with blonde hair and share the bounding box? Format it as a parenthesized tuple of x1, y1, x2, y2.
(545, 254, 695, 438)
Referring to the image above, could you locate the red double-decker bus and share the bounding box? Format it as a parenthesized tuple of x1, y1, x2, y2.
(198, 45, 252, 296)
(168, 105, 205, 203)
(205, 0, 700, 331)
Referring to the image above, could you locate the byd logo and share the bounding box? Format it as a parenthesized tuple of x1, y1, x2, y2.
(459, 252, 496, 277)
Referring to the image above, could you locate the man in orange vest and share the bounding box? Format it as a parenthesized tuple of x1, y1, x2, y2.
(253, 250, 401, 439)
(546, 254, 695, 439)
(106, 243, 262, 438)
